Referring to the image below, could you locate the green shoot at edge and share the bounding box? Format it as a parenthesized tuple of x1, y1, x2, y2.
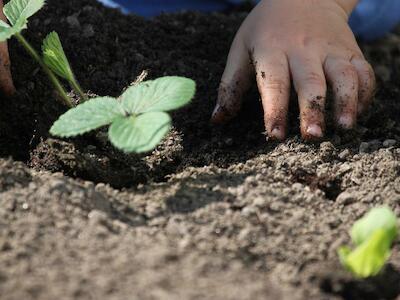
(338, 206, 398, 278)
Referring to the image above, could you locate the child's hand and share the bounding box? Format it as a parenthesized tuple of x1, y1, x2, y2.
(212, 0, 375, 140)
(0, 0, 15, 96)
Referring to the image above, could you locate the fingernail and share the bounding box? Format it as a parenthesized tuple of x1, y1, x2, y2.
(338, 114, 354, 129)
(306, 124, 323, 138)
(270, 127, 285, 140)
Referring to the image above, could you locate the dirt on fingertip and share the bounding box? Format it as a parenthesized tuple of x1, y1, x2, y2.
(0, 0, 400, 299)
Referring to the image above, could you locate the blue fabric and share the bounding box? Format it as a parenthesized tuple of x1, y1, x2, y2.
(98, 0, 400, 40)
(350, 0, 400, 40)
(98, 0, 232, 15)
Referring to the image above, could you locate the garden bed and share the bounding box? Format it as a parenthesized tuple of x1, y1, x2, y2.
(0, 0, 399, 299)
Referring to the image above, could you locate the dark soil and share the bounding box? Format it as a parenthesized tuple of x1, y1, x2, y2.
(0, 0, 399, 299)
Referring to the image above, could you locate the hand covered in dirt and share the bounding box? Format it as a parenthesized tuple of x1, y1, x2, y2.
(211, 0, 375, 140)
(0, 0, 15, 96)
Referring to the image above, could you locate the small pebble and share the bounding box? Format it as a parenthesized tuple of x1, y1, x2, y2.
(368, 139, 382, 151)
(359, 142, 369, 153)
(338, 149, 350, 160)
(237, 228, 251, 242)
(82, 24, 95, 38)
(338, 163, 352, 174)
(86, 145, 97, 152)
(383, 139, 397, 148)
(241, 206, 257, 217)
(253, 197, 267, 208)
(320, 141, 335, 151)
(320, 142, 336, 160)
(336, 191, 357, 205)
(224, 138, 234, 146)
(88, 210, 108, 226)
(66, 15, 80, 28)
(292, 183, 303, 190)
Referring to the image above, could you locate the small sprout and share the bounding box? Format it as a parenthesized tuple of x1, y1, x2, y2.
(338, 206, 398, 278)
(42, 31, 87, 100)
(50, 76, 196, 153)
(42, 32, 74, 81)
(0, 0, 86, 107)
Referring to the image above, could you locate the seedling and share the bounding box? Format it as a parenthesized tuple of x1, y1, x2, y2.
(338, 206, 398, 278)
(0, 0, 196, 153)
(42, 31, 87, 101)
(50, 76, 196, 153)
(0, 0, 86, 106)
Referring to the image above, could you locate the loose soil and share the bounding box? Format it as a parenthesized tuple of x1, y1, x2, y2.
(0, 0, 400, 299)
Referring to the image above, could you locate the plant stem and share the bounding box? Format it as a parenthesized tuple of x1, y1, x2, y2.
(15, 33, 73, 108)
(70, 77, 88, 101)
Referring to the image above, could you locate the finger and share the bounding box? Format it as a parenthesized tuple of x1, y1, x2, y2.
(290, 54, 327, 140)
(350, 57, 376, 115)
(211, 33, 252, 124)
(324, 56, 359, 129)
(253, 49, 290, 140)
(0, 1, 15, 96)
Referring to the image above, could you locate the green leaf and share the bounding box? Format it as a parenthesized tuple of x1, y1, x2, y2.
(121, 76, 196, 114)
(42, 31, 74, 81)
(351, 206, 398, 246)
(0, 17, 27, 41)
(50, 97, 125, 137)
(338, 206, 398, 278)
(3, 0, 45, 26)
(108, 112, 171, 153)
(0, 0, 45, 41)
(338, 246, 351, 267)
(340, 229, 392, 278)
(0, 20, 9, 28)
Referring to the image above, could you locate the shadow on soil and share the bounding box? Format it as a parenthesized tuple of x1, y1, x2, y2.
(165, 185, 225, 213)
(164, 172, 250, 213)
(320, 264, 400, 300)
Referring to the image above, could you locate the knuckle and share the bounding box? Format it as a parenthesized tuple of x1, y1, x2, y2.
(330, 63, 358, 92)
(297, 35, 318, 48)
(334, 63, 358, 81)
(343, 64, 358, 77)
(252, 37, 281, 50)
(301, 73, 326, 89)
(343, 64, 358, 80)
(263, 78, 290, 92)
(359, 64, 376, 86)
(352, 59, 376, 85)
